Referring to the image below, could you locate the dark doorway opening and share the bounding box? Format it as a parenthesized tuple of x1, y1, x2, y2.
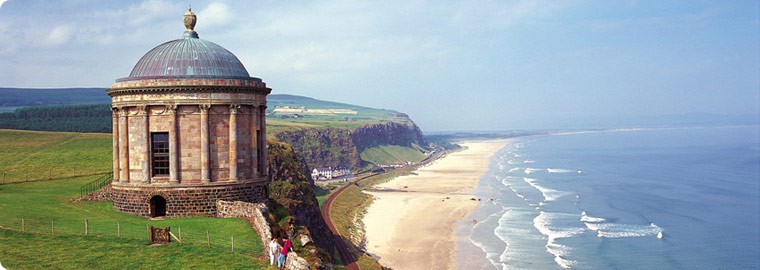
(150, 195, 167, 217)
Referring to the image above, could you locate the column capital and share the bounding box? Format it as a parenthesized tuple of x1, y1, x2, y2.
(166, 104, 177, 115)
(229, 104, 240, 114)
(118, 107, 129, 118)
(199, 104, 211, 113)
(138, 105, 148, 115)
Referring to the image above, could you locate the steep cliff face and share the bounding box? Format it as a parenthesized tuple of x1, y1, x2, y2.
(274, 127, 361, 170)
(267, 140, 333, 265)
(351, 121, 428, 152)
(274, 121, 428, 170)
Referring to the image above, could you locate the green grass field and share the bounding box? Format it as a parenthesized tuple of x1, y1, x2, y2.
(0, 130, 272, 269)
(359, 145, 426, 166)
(0, 129, 112, 183)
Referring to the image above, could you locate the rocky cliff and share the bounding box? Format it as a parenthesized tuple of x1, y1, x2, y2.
(274, 121, 428, 170)
(351, 121, 428, 152)
(274, 127, 361, 171)
(267, 139, 333, 267)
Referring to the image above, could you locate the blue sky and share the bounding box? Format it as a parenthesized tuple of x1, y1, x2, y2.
(0, 1, 757, 131)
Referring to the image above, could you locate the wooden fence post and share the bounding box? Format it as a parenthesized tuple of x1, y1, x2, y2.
(231, 235, 234, 253)
(21, 218, 25, 233)
(117, 222, 121, 238)
(84, 219, 89, 236)
(178, 226, 182, 242)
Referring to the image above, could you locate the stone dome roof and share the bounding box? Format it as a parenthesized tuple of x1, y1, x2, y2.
(119, 8, 251, 81)
(126, 38, 250, 80)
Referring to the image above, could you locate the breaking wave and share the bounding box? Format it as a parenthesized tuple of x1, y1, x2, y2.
(524, 178, 570, 202)
(585, 220, 663, 238)
(547, 168, 583, 174)
(533, 211, 585, 269)
(524, 168, 542, 175)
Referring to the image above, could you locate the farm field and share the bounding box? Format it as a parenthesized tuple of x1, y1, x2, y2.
(0, 130, 271, 269)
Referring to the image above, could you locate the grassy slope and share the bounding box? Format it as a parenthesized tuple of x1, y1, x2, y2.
(359, 145, 426, 165)
(267, 94, 413, 130)
(0, 130, 270, 269)
(0, 130, 112, 182)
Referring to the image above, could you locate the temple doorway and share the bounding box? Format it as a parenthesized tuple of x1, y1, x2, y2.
(150, 195, 167, 217)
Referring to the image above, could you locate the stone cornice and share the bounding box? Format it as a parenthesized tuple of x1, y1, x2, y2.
(106, 85, 272, 96)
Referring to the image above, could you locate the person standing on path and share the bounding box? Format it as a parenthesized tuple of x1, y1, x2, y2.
(268, 238, 279, 266)
(277, 237, 293, 269)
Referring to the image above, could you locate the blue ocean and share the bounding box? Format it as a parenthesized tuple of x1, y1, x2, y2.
(458, 126, 760, 269)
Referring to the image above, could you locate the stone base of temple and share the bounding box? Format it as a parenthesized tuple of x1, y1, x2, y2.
(110, 180, 269, 217)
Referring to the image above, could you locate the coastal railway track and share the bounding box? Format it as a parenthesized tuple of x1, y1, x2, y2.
(321, 176, 363, 270)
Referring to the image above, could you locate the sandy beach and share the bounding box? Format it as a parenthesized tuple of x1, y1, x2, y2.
(363, 140, 510, 270)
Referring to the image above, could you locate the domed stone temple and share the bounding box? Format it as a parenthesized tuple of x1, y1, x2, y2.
(107, 9, 271, 217)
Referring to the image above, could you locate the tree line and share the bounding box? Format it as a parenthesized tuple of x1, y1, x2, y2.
(0, 104, 112, 133)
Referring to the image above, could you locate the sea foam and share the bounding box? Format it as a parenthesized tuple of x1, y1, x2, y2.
(524, 178, 570, 202)
(580, 211, 606, 223)
(584, 220, 663, 238)
(547, 168, 583, 174)
(533, 211, 585, 269)
(524, 168, 542, 174)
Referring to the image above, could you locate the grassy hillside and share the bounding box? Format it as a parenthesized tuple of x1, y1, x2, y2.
(359, 145, 426, 166)
(268, 94, 413, 129)
(0, 130, 112, 183)
(0, 130, 271, 269)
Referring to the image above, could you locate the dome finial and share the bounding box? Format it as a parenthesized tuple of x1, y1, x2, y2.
(183, 5, 199, 38)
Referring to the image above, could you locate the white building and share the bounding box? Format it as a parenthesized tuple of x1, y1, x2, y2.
(312, 167, 351, 181)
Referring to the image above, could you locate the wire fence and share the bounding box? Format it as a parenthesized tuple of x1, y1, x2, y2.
(0, 217, 261, 254)
(79, 173, 113, 197)
(0, 167, 111, 185)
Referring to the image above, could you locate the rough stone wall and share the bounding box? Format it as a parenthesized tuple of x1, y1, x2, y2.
(78, 185, 113, 202)
(111, 182, 268, 217)
(216, 200, 272, 247)
(215, 200, 309, 270)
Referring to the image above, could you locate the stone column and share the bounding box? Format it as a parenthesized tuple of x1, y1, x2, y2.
(229, 104, 239, 181)
(139, 105, 150, 183)
(168, 105, 179, 184)
(260, 105, 268, 176)
(200, 104, 211, 183)
(111, 107, 120, 183)
(118, 107, 129, 182)
(249, 104, 258, 177)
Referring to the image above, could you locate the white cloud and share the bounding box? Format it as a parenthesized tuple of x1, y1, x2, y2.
(198, 2, 232, 29)
(44, 25, 72, 46)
